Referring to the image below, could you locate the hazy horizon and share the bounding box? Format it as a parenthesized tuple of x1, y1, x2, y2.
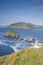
(0, 0, 43, 26)
(0, 21, 43, 26)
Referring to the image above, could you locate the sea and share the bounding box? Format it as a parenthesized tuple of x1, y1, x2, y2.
(0, 28, 43, 56)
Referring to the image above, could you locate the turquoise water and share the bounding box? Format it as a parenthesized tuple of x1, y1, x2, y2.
(0, 28, 43, 56)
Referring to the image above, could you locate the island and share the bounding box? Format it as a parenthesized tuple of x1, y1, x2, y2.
(4, 30, 20, 39)
(7, 22, 43, 29)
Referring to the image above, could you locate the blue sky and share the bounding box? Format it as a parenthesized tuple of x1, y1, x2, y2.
(0, 0, 43, 26)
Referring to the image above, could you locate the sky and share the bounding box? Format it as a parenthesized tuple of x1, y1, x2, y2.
(0, 0, 43, 26)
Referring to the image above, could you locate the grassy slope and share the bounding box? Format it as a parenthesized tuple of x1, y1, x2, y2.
(4, 30, 17, 36)
(0, 47, 43, 65)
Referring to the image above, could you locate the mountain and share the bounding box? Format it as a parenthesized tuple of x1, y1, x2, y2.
(7, 22, 43, 29)
(0, 46, 43, 65)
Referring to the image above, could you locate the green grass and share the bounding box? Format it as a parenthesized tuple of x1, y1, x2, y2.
(0, 47, 43, 65)
(5, 30, 17, 36)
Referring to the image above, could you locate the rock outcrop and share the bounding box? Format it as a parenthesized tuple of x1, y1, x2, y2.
(4, 30, 20, 39)
(25, 38, 35, 43)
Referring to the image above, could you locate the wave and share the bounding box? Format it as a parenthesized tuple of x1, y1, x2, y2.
(0, 40, 3, 44)
(31, 40, 42, 48)
(10, 46, 19, 52)
(0, 39, 10, 46)
(9, 43, 25, 52)
(0, 39, 42, 52)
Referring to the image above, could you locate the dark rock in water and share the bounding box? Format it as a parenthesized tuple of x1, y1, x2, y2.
(4, 30, 20, 39)
(0, 45, 14, 56)
(25, 38, 35, 43)
(20, 38, 24, 41)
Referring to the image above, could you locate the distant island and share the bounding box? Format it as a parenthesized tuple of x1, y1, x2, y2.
(7, 22, 43, 29)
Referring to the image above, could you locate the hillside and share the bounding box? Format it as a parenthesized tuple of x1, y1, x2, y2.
(8, 22, 43, 29)
(0, 46, 43, 65)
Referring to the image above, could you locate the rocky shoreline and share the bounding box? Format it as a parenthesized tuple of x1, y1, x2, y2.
(4, 30, 37, 43)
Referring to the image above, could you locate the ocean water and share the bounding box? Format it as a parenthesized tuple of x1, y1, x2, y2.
(0, 28, 43, 56)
